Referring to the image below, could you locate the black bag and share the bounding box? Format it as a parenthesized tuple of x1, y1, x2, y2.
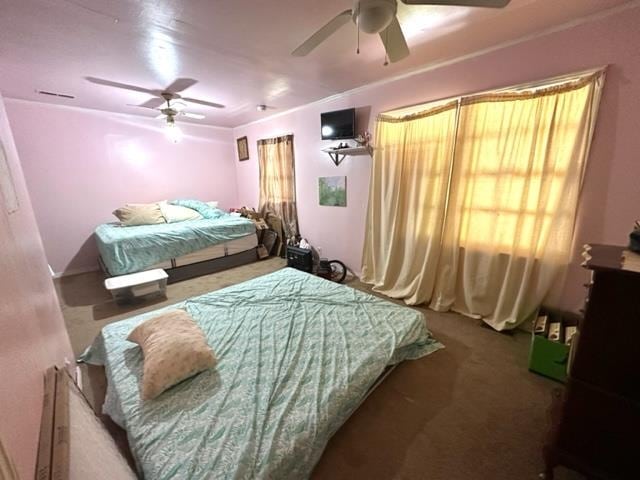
(629, 228, 640, 253)
(286, 246, 313, 273)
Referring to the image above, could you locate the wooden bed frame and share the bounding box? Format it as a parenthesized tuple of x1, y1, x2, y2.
(36, 366, 138, 480)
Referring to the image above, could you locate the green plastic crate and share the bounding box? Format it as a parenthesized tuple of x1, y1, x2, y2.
(528, 333, 569, 383)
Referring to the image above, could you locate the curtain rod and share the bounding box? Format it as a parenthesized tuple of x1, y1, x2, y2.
(257, 133, 295, 144)
(257, 132, 294, 142)
(381, 65, 608, 116)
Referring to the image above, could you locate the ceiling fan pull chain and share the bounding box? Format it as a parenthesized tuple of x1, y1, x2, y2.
(356, 1, 360, 54)
(383, 28, 389, 66)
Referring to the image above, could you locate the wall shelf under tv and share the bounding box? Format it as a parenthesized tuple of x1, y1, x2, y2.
(321, 145, 373, 166)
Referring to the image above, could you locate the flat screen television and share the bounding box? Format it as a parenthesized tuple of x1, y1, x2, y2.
(321, 108, 355, 140)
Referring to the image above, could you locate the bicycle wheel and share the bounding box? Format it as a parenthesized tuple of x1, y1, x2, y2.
(328, 260, 347, 283)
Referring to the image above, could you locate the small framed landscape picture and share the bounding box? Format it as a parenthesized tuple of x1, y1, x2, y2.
(319, 176, 347, 207)
(236, 136, 249, 161)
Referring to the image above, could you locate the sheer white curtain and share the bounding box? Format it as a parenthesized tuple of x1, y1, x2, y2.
(362, 71, 605, 330)
(361, 102, 458, 304)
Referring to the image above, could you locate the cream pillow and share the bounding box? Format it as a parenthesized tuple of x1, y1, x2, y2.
(113, 203, 165, 226)
(158, 201, 203, 223)
(127, 309, 216, 400)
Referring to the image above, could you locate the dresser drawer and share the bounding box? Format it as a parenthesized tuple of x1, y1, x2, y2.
(555, 378, 640, 479)
(571, 269, 640, 400)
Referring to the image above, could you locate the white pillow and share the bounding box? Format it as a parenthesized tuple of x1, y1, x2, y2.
(159, 201, 203, 223)
(206, 201, 219, 208)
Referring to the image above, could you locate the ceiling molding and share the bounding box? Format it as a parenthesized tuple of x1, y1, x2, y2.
(2, 97, 233, 131)
(234, 0, 639, 130)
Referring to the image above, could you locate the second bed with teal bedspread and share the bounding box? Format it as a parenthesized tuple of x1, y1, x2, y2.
(82, 268, 443, 479)
(95, 215, 255, 276)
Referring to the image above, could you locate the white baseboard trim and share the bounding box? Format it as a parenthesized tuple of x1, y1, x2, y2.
(53, 266, 100, 279)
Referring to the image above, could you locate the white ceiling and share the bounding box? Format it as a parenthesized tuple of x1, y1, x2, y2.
(0, 0, 631, 127)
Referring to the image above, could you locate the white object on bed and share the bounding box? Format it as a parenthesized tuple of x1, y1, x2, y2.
(206, 201, 219, 208)
(159, 201, 203, 223)
(104, 269, 168, 302)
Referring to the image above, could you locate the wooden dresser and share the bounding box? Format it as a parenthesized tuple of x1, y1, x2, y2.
(543, 244, 640, 479)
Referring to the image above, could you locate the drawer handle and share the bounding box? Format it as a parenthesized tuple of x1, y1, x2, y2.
(553, 354, 569, 366)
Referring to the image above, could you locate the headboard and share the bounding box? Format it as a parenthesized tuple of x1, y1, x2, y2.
(36, 367, 138, 480)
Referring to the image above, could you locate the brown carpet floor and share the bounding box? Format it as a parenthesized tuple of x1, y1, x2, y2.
(56, 258, 583, 480)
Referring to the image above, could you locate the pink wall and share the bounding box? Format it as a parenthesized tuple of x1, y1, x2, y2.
(233, 5, 640, 313)
(0, 93, 73, 478)
(6, 100, 239, 276)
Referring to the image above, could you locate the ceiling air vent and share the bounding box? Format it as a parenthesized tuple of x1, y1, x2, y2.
(36, 90, 75, 99)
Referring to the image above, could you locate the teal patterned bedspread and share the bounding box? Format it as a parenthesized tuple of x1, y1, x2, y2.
(95, 216, 255, 276)
(81, 268, 443, 479)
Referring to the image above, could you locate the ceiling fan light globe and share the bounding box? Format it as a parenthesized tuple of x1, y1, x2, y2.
(164, 122, 183, 143)
(355, 0, 396, 33)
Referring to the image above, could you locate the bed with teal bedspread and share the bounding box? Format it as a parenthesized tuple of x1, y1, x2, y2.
(95, 215, 255, 276)
(81, 268, 443, 479)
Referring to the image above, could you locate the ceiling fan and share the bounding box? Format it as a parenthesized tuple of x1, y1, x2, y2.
(145, 93, 205, 121)
(292, 0, 511, 64)
(84, 76, 225, 116)
(85, 77, 225, 142)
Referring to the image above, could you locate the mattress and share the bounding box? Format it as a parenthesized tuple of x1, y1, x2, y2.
(95, 216, 255, 276)
(174, 233, 258, 267)
(81, 268, 443, 480)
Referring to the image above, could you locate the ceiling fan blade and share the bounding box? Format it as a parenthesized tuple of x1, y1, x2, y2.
(292, 9, 352, 57)
(137, 98, 165, 109)
(380, 16, 409, 63)
(400, 0, 510, 7)
(164, 78, 198, 93)
(154, 113, 166, 120)
(181, 112, 206, 120)
(181, 97, 225, 109)
(85, 77, 159, 95)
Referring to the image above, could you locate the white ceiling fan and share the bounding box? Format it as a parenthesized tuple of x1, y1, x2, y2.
(292, 0, 511, 63)
(149, 93, 205, 120)
(85, 76, 225, 117)
(85, 77, 225, 142)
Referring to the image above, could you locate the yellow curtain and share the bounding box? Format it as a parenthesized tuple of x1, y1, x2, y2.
(257, 134, 299, 239)
(361, 71, 604, 330)
(431, 74, 604, 330)
(361, 102, 458, 304)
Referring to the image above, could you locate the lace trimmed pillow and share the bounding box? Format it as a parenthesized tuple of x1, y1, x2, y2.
(158, 201, 203, 223)
(169, 199, 225, 219)
(127, 309, 216, 400)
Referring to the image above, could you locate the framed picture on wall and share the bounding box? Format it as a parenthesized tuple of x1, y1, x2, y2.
(236, 136, 249, 161)
(319, 176, 347, 207)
